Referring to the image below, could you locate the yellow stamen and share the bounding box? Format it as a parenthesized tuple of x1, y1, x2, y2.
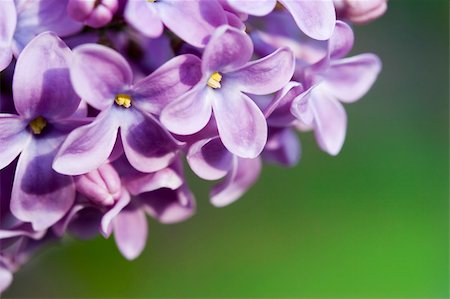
(207, 72, 222, 89)
(147, 0, 156, 2)
(29, 116, 47, 135)
(275, 2, 284, 11)
(115, 93, 132, 108)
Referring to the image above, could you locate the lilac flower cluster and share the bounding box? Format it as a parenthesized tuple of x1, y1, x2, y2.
(0, 0, 385, 292)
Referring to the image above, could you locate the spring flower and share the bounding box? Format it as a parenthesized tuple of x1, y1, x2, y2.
(67, 0, 119, 28)
(0, 32, 86, 230)
(227, 0, 336, 40)
(0, 0, 82, 71)
(291, 21, 382, 155)
(124, 0, 227, 48)
(53, 45, 202, 175)
(161, 25, 295, 159)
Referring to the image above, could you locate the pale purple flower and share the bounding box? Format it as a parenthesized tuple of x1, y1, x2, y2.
(124, 0, 227, 48)
(291, 21, 382, 155)
(187, 136, 261, 207)
(0, 32, 86, 231)
(334, 0, 387, 24)
(0, 0, 82, 71)
(53, 45, 202, 175)
(67, 0, 118, 28)
(227, 0, 336, 40)
(161, 25, 295, 159)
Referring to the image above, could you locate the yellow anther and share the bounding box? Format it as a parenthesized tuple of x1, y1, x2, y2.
(29, 116, 47, 135)
(207, 72, 222, 89)
(147, 0, 156, 2)
(114, 93, 132, 108)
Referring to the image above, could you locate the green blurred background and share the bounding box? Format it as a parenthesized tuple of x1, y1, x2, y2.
(4, 1, 449, 298)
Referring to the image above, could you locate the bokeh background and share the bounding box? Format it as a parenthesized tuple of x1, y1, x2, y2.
(4, 1, 449, 298)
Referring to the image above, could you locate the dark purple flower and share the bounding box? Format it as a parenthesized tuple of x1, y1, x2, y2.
(53, 44, 202, 175)
(0, 32, 86, 230)
(161, 25, 295, 159)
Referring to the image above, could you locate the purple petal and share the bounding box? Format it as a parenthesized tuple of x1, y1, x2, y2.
(310, 87, 347, 155)
(120, 109, 180, 173)
(328, 20, 354, 59)
(202, 25, 253, 73)
(0, 265, 12, 294)
(0, 0, 16, 45)
(71, 44, 133, 110)
(53, 109, 119, 175)
(0, 114, 30, 170)
(265, 81, 304, 127)
(290, 85, 317, 127)
(12, 32, 80, 120)
(101, 190, 130, 237)
(187, 137, 233, 180)
(158, 0, 227, 48)
(10, 137, 76, 231)
(124, 0, 164, 38)
(0, 0, 16, 71)
(225, 11, 246, 30)
(263, 128, 301, 167)
(113, 204, 148, 260)
(211, 157, 261, 207)
(139, 186, 195, 224)
(280, 0, 336, 40)
(160, 85, 212, 135)
(0, 222, 46, 240)
(227, 47, 295, 95)
(212, 87, 267, 158)
(227, 0, 276, 16)
(323, 53, 382, 103)
(113, 156, 183, 195)
(132, 54, 202, 115)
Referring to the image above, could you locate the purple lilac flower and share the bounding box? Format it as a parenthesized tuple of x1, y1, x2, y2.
(161, 25, 295, 159)
(124, 0, 227, 48)
(53, 45, 202, 175)
(0, 32, 86, 231)
(290, 21, 382, 155)
(0, 0, 82, 71)
(67, 0, 118, 28)
(227, 0, 336, 40)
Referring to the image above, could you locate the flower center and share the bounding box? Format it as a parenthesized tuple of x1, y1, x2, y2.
(115, 93, 132, 108)
(207, 72, 222, 89)
(29, 116, 47, 135)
